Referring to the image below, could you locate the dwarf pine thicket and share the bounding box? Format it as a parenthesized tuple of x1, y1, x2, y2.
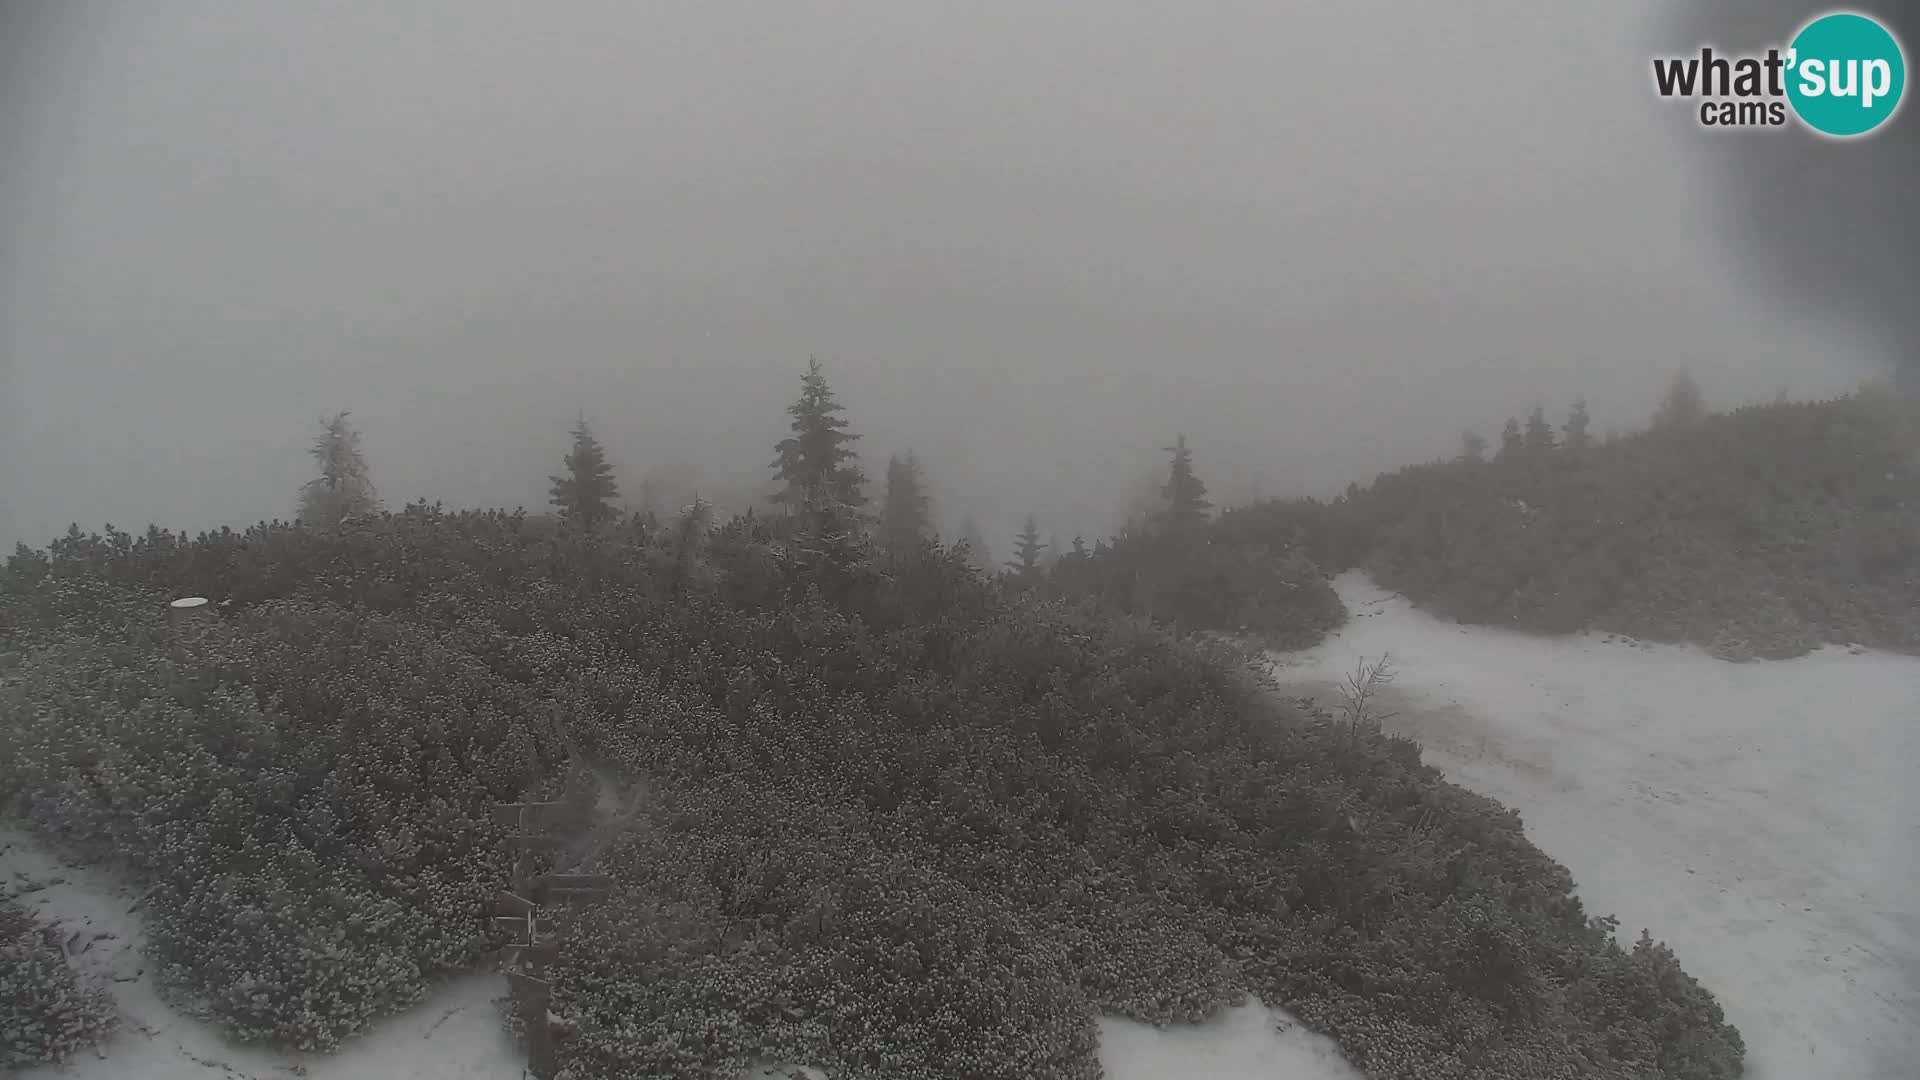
(1, 365, 1847, 1078)
(1, 507, 1745, 1079)
(1, 897, 118, 1068)
(1041, 432, 1350, 650)
(1215, 385, 1920, 661)
(1056, 380, 1914, 659)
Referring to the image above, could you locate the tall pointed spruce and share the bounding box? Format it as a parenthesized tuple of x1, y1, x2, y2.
(771, 358, 867, 515)
(1563, 398, 1593, 450)
(878, 451, 933, 552)
(1652, 369, 1707, 429)
(298, 412, 379, 526)
(957, 514, 994, 573)
(1460, 430, 1488, 463)
(549, 418, 621, 529)
(666, 495, 713, 594)
(1496, 417, 1524, 460)
(1523, 406, 1557, 452)
(1159, 435, 1212, 529)
(1006, 514, 1047, 576)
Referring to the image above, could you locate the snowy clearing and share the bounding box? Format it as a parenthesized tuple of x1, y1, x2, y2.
(1276, 572, 1920, 1080)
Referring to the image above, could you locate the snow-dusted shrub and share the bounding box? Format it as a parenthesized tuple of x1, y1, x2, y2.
(1260, 392, 1920, 659)
(0, 899, 118, 1067)
(1043, 527, 1349, 649)
(2, 603, 543, 1050)
(0, 510, 1745, 1078)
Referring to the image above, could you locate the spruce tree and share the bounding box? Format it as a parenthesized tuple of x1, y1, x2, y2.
(1159, 435, 1212, 529)
(1496, 417, 1524, 460)
(1563, 398, 1593, 450)
(666, 495, 712, 594)
(298, 412, 378, 526)
(957, 515, 994, 572)
(1523, 406, 1557, 452)
(1006, 515, 1047, 576)
(1460, 430, 1488, 463)
(1070, 535, 1088, 558)
(771, 357, 867, 514)
(1652, 370, 1706, 429)
(548, 418, 621, 529)
(878, 451, 933, 552)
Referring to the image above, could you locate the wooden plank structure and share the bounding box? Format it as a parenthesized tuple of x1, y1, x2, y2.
(505, 967, 555, 1075)
(532, 873, 613, 907)
(492, 799, 614, 1080)
(492, 800, 567, 889)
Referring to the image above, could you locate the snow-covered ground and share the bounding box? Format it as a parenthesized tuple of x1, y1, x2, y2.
(11, 570, 1913, 1079)
(1277, 573, 1920, 1080)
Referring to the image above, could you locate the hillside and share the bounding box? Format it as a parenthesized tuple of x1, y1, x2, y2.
(1218, 388, 1920, 660)
(1, 509, 1741, 1079)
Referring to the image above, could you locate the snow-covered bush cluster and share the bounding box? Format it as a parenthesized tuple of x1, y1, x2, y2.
(1226, 389, 1920, 659)
(0, 898, 118, 1067)
(1046, 529, 1349, 651)
(0, 508, 1742, 1077)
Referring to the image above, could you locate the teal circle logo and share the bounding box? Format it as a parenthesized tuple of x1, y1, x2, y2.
(1786, 12, 1906, 137)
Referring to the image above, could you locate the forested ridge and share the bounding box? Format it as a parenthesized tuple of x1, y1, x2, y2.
(1214, 381, 1920, 660)
(0, 363, 1745, 1079)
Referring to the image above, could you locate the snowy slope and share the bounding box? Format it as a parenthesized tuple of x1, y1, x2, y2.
(1276, 572, 1920, 1080)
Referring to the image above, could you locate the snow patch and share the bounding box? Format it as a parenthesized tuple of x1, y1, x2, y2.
(1277, 571, 1920, 1080)
(1099, 1004, 1358, 1079)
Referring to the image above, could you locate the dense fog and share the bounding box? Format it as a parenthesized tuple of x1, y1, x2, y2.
(0, 1, 1893, 551)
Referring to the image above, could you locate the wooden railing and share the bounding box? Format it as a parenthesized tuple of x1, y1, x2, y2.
(491, 800, 613, 1079)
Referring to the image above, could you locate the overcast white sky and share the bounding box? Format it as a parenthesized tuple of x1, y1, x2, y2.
(0, 1, 1901, 551)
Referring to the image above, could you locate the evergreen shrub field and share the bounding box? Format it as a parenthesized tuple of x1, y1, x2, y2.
(0, 509, 1743, 1078)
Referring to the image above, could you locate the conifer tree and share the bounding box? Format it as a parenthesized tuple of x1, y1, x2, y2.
(1159, 435, 1212, 529)
(878, 451, 933, 552)
(1563, 398, 1593, 450)
(1496, 417, 1524, 460)
(957, 515, 994, 572)
(666, 495, 713, 594)
(1070, 535, 1088, 558)
(1460, 430, 1488, 463)
(1006, 514, 1047, 576)
(1652, 370, 1707, 429)
(1523, 406, 1557, 452)
(298, 412, 378, 526)
(771, 357, 867, 514)
(548, 418, 621, 529)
